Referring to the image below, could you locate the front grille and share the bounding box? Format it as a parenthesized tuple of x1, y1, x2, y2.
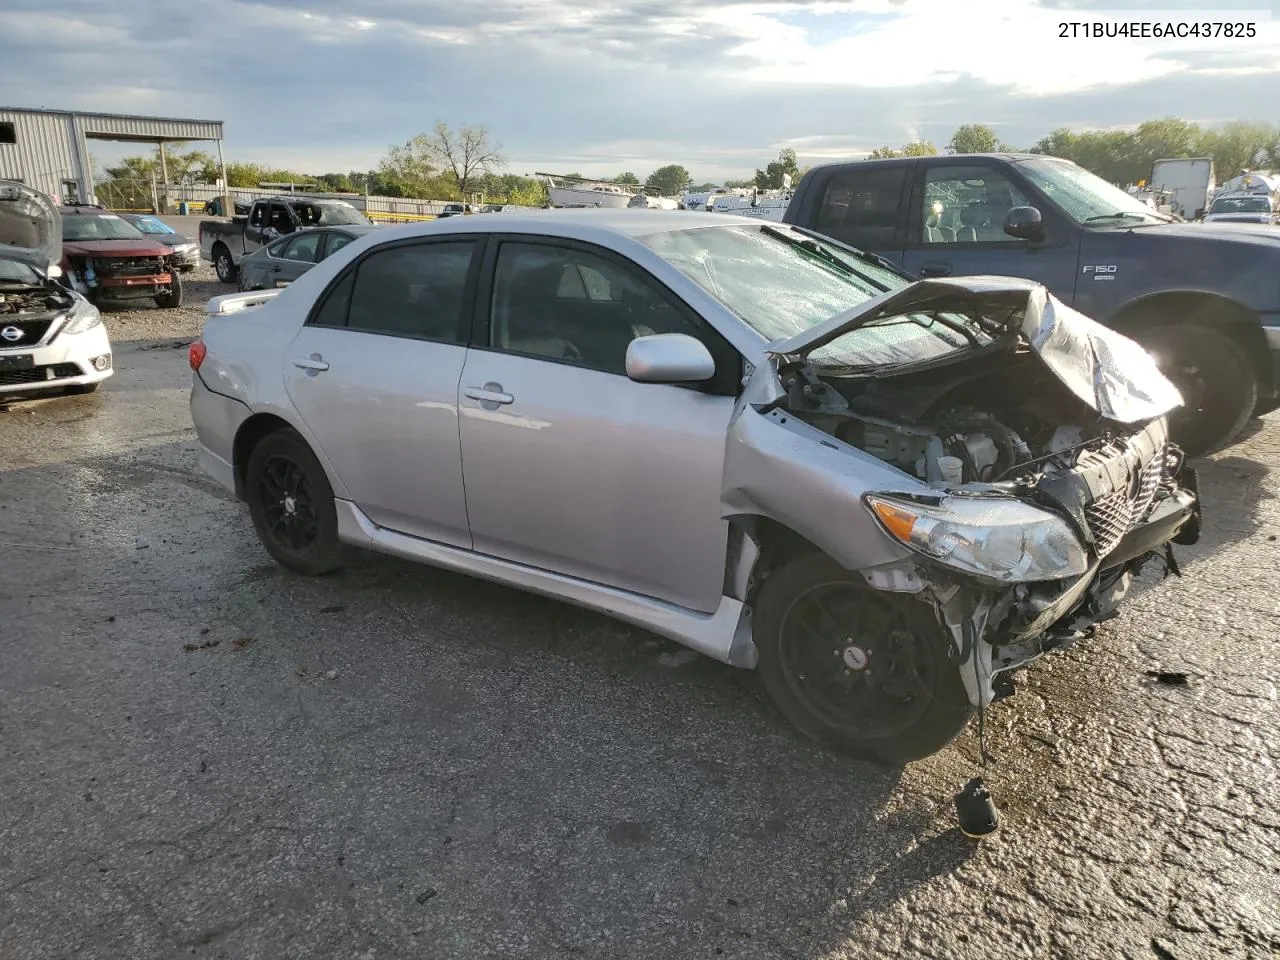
(98, 256, 167, 278)
(0, 319, 55, 347)
(1084, 444, 1166, 556)
(0, 363, 81, 387)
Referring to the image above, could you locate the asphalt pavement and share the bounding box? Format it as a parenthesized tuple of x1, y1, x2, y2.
(1, 284, 1277, 959)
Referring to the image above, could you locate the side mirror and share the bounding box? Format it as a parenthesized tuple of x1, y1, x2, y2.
(626, 333, 715, 384)
(1003, 205, 1045, 242)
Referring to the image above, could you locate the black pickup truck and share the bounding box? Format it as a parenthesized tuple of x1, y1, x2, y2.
(783, 153, 1280, 454)
(199, 196, 371, 284)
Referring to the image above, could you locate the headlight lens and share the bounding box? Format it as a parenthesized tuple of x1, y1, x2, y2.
(62, 297, 102, 335)
(866, 493, 1089, 583)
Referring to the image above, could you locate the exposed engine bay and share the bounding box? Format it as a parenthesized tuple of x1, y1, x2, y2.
(0, 284, 73, 318)
(775, 340, 1138, 490)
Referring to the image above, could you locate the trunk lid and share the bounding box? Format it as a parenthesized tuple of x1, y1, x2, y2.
(0, 180, 61, 273)
(766, 276, 1183, 424)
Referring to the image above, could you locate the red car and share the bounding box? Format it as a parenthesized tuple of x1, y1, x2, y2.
(59, 205, 183, 308)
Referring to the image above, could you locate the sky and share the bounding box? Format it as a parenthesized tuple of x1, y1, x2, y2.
(1, 0, 1278, 183)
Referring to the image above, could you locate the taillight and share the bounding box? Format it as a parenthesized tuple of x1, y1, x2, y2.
(188, 340, 207, 371)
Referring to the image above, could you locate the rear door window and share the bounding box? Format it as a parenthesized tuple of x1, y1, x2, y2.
(341, 241, 477, 342)
(280, 232, 322, 263)
(813, 166, 909, 251)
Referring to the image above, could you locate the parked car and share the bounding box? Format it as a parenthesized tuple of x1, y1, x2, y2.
(237, 226, 377, 291)
(0, 182, 113, 396)
(200, 197, 372, 284)
(782, 153, 1280, 455)
(436, 203, 467, 218)
(59, 205, 182, 308)
(119, 214, 200, 271)
(189, 211, 1200, 763)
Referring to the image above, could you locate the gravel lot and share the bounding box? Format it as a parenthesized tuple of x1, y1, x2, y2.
(1, 271, 1278, 959)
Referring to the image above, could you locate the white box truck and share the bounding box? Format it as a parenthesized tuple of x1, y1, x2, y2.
(1149, 157, 1216, 220)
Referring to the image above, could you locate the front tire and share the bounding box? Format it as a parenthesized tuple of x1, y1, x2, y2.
(754, 552, 973, 765)
(213, 246, 238, 284)
(154, 271, 183, 308)
(244, 428, 342, 576)
(1138, 324, 1257, 457)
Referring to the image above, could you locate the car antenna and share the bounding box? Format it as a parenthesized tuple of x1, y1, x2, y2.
(954, 619, 1000, 839)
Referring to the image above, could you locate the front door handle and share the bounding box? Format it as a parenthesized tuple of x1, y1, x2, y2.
(464, 382, 514, 408)
(293, 354, 329, 372)
(919, 261, 953, 278)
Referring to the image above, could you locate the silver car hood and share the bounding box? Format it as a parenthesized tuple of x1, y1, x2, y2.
(0, 180, 61, 273)
(765, 276, 1182, 424)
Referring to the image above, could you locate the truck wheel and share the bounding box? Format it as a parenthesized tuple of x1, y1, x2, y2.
(213, 247, 238, 284)
(1140, 324, 1257, 456)
(154, 271, 183, 309)
(754, 552, 973, 765)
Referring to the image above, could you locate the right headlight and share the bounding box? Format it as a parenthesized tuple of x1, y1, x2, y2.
(61, 296, 102, 335)
(866, 493, 1089, 583)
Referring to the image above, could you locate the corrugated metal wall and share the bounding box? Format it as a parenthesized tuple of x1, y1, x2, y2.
(0, 110, 77, 200)
(0, 108, 223, 204)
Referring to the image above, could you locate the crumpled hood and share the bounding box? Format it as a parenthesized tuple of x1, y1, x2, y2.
(62, 238, 171, 258)
(0, 180, 60, 272)
(766, 276, 1183, 424)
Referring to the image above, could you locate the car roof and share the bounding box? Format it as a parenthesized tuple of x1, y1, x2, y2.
(58, 205, 113, 214)
(803, 153, 1047, 175)
(363, 209, 767, 245)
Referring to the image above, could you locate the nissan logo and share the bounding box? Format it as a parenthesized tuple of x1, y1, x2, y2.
(0, 326, 23, 343)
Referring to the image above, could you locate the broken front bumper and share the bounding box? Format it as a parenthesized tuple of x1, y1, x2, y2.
(97, 273, 172, 300)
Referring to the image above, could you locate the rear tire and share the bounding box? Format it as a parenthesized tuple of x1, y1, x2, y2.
(154, 271, 183, 309)
(754, 552, 973, 765)
(1138, 323, 1257, 456)
(244, 428, 342, 576)
(214, 247, 238, 284)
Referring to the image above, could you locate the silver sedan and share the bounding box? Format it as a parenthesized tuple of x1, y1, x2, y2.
(237, 225, 378, 291)
(189, 210, 1200, 764)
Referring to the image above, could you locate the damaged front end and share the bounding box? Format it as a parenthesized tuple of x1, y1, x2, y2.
(726, 278, 1200, 710)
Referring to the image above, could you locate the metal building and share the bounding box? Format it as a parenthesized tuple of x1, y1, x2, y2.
(0, 105, 225, 205)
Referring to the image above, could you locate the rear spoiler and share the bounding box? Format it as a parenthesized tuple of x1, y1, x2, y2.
(206, 289, 282, 317)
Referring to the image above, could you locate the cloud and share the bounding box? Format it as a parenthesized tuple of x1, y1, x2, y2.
(0, 0, 1276, 181)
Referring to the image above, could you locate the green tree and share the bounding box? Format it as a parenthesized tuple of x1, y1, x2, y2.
(645, 164, 691, 196)
(948, 124, 1000, 154)
(754, 147, 800, 189)
(613, 172, 640, 185)
(868, 140, 938, 159)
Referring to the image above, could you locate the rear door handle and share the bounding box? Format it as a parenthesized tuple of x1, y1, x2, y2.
(464, 382, 514, 407)
(919, 261, 953, 278)
(293, 355, 329, 372)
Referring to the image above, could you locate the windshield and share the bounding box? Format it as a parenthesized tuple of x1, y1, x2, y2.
(296, 201, 369, 227)
(131, 215, 175, 235)
(0, 259, 41, 284)
(641, 224, 990, 368)
(1210, 196, 1271, 214)
(1017, 157, 1168, 225)
(62, 213, 147, 242)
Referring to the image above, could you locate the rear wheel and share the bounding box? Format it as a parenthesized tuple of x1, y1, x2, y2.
(755, 552, 973, 765)
(213, 246, 238, 284)
(244, 428, 342, 576)
(1138, 323, 1257, 456)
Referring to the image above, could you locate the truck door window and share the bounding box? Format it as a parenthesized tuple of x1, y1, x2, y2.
(249, 204, 265, 228)
(813, 167, 907, 251)
(921, 166, 1030, 244)
(268, 204, 293, 235)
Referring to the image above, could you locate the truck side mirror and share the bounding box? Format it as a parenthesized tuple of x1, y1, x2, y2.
(1003, 206, 1045, 242)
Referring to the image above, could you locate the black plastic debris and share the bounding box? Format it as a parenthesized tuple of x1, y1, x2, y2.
(1146, 670, 1190, 686)
(955, 777, 999, 838)
(415, 888, 437, 904)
